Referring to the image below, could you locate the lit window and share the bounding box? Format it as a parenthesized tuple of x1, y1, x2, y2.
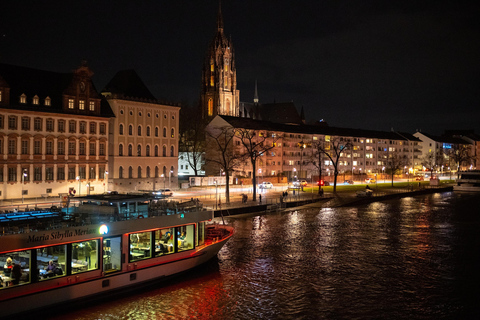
(208, 99, 213, 116)
(20, 93, 27, 104)
(68, 99, 74, 109)
(79, 100, 85, 110)
(45, 96, 51, 106)
(89, 101, 95, 111)
(33, 95, 39, 105)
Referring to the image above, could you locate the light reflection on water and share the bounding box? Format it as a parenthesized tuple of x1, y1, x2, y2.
(49, 192, 480, 319)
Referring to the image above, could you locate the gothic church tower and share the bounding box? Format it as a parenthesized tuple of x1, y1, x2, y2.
(200, 3, 239, 119)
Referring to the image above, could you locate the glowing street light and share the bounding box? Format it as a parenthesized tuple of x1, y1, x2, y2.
(161, 173, 165, 190)
(76, 176, 81, 196)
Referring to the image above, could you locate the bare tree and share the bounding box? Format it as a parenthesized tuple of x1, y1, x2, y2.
(313, 137, 351, 193)
(420, 151, 442, 178)
(179, 105, 207, 176)
(386, 153, 409, 186)
(309, 140, 324, 194)
(205, 125, 242, 204)
(234, 128, 279, 201)
(444, 144, 473, 175)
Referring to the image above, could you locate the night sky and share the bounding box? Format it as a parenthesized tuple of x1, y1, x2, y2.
(2, 1, 479, 135)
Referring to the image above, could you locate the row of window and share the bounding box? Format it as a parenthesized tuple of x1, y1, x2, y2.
(119, 109, 176, 120)
(118, 144, 175, 157)
(118, 165, 175, 179)
(119, 124, 175, 138)
(16, 93, 51, 106)
(0, 166, 106, 182)
(0, 115, 106, 134)
(0, 139, 106, 156)
(67, 98, 96, 111)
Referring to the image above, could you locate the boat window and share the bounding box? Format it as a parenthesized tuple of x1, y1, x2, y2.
(176, 224, 194, 252)
(0, 250, 31, 289)
(103, 237, 122, 273)
(129, 232, 152, 261)
(154, 228, 174, 257)
(197, 222, 206, 247)
(37, 245, 66, 281)
(72, 240, 98, 274)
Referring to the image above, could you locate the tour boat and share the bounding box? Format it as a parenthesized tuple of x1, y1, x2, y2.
(0, 195, 234, 317)
(453, 170, 480, 192)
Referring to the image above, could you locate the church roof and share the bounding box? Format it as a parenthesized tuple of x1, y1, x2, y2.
(259, 102, 303, 125)
(102, 69, 157, 101)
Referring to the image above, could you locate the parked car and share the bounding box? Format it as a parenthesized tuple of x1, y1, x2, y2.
(259, 182, 273, 189)
(344, 180, 354, 185)
(317, 180, 330, 186)
(414, 176, 424, 181)
(300, 180, 308, 186)
(365, 178, 376, 184)
(157, 189, 173, 197)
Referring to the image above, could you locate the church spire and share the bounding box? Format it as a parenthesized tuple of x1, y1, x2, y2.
(217, 1, 224, 31)
(254, 80, 259, 104)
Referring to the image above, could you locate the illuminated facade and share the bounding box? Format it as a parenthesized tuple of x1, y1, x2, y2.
(0, 62, 111, 199)
(200, 4, 239, 120)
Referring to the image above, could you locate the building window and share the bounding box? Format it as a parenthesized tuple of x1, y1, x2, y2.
(58, 120, 65, 132)
(34, 118, 42, 131)
(79, 166, 86, 179)
(45, 96, 51, 106)
(21, 140, 28, 155)
(22, 117, 30, 130)
(129, 125, 133, 135)
(119, 166, 124, 179)
(128, 144, 133, 156)
(162, 145, 166, 157)
(46, 141, 53, 155)
(99, 143, 105, 156)
(146, 145, 150, 157)
(128, 166, 133, 178)
(8, 167, 17, 182)
(46, 167, 54, 181)
(138, 126, 142, 136)
(89, 122, 96, 134)
(208, 99, 213, 116)
(68, 99, 74, 109)
(119, 144, 123, 156)
(89, 167, 96, 179)
(89, 101, 95, 111)
(46, 119, 54, 131)
(155, 145, 159, 157)
(8, 116, 17, 130)
(89, 142, 96, 156)
(79, 100, 85, 110)
(33, 95, 39, 105)
(0, 115, 3, 129)
(0, 90, 2, 102)
(146, 166, 151, 178)
(170, 145, 174, 157)
(137, 166, 142, 178)
(58, 141, 65, 155)
(79, 121, 87, 134)
(100, 123, 106, 134)
(171, 128, 175, 138)
(155, 127, 159, 137)
(34, 167, 42, 181)
(34, 140, 41, 155)
(20, 93, 26, 104)
(79, 142, 86, 155)
(68, 167, 76, 180)
(68, 141, 76, 155)
(69, 121, 76, 133)
(163, 127, 166, 137)
(119, 124, 124, 135)
(57, 167, 65, 180)
(146, 126, 151, 137)
(137, 144, 141, 156)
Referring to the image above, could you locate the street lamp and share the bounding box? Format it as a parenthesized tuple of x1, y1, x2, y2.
(104, 171, 108, 193)
(22, 169, 27, 203)
(382, 166, 385, 183)
(161, 174, 165, 190)
(76, 176, 81, 196)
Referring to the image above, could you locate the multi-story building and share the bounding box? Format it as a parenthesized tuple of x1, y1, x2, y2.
(206, 116, 423, 182)
(0, 62, 113, 200)
(102, 70, 180, 193)
(414, 131, 474, 172)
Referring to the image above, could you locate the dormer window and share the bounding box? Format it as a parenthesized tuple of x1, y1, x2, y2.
(79, 100, 85, 110)
(20, 93, 27, 104)
(68, 99, 74, 109)
(45, 96, 51, 106)
(33, 95, 39, 105)
(89, 101, 95, 111)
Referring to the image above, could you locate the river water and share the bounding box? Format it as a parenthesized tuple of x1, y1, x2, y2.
(50, 191, 480, 319)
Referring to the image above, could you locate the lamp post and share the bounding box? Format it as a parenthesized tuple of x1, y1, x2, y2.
(382, 166, 385, 183)
(22, 169, 27, 203)
(76, 176, 81, 196)
(104, 171, 108, 193)
(86, 183, 90, 195)
(161, 174, 165, 190)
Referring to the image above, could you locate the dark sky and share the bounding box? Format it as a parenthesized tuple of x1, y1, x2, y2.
(2, 1, 479, 135)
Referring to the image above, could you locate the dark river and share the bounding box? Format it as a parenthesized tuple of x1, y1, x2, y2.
(50, 191, 480, 319)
